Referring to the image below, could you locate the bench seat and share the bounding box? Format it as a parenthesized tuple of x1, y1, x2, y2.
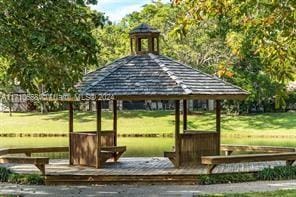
(101, 146, 126, 162)
(202, 152, 296, 173)
(0, 156, 49, 175)
(164, 151, 176, 166)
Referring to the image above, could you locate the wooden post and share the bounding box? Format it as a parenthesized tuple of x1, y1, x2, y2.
(96, 100, 102, 168)
(135, 37, 138, 54)
(9, 94, 12, 117)
(88, 100, 92, 112)
(156, 37, 160, 54)
(216, 100, 221, 154)
(113, 100, 117, 146)
(148, 37, 153, 53)
(69, 101, 74, 165)
(152, 37, 155, 52)
(175, 100, 181, 167)
(130, 38, 133, 54)
(183, 99, 187, 132)
(137, 37, 142, 52)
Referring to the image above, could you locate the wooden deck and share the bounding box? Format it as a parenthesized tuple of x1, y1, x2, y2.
(0, 157, 290, 185)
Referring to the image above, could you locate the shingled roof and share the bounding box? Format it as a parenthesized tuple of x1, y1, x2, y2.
(129, 23, 160, 34)
(76, 54, 248, 100)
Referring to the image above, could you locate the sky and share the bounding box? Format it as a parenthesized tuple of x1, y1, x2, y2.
(90, 0, 170, 22)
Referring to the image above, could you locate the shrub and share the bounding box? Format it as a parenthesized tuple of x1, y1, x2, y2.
(25, 174, 44, 185)
(8, 173, 44, 185)
(0, 167, 12, 182)
(199, 173, 256, 185)
(257, 166, 296, 181)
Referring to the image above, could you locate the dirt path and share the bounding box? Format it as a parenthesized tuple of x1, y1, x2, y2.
(1, 180, 296, 196)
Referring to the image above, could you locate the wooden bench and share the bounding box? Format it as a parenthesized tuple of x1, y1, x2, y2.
(164, 151, 176, 165)
(0, 156, 49, 175)
(202, 152, 296, 173)
(221, 144, 296, 156)
(7, 147, 68, 157)
(101, 146, 126, 163)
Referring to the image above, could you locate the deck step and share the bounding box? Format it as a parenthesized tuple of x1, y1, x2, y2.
(45, 174, 198, 185)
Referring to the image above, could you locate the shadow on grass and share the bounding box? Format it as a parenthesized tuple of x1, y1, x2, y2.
(222, 112, 296, 132)
(7, 111, 296, 131)
(25, 110, 176, 123)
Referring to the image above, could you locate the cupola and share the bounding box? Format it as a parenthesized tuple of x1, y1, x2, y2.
(129, 23, 160, 55)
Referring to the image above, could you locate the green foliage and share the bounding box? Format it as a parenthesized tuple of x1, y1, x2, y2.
(92, 1, 294, 111)
(199, 166, 296, 185)
(0, 0, 106, 94)
(93, 24, 130, 67)
(8, 173, 44, 185)
(172, 0, 296, 109)
(199, 173, 256, 185)
(202, 190, 296, 197)
(0, 166, 43, 184)
(257, 166, 296, 181)
(0, 166, 12, 182)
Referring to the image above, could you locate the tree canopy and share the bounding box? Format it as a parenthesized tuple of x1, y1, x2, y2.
(0, 0, 294, 111)
(93, 1, 295, 110)
(171, 0, 295, 109)
(0, 0, 106, 94)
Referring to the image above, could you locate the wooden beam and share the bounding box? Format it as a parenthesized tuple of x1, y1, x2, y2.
(42, 93, 248, 102)
(96, 100, 102, 168)
(183, 100, 187, 131)
(175, 100, 180, 167)
(216, 100, 221, 154)
(69, 102, 74, 165)
(113, 100, 117, 147)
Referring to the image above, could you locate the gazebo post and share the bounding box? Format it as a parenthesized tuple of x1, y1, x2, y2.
(96, 100, 102, 168)
(68, 101, 74, 165)
(130, 38, 133, 54)
(183, 99, 187, 132)
(175, 100, 181, 167)
(216, 100, 221, 154)
(113, 100, 118, 146)
(156, 37, 160, 54)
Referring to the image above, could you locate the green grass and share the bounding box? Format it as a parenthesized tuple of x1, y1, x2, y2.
(204, 189, 296, 197)
(1, 135, 296, 157)
(0, 111, 295, 157)
(0, 111, 295, 136)
(0, 137, 174, 157)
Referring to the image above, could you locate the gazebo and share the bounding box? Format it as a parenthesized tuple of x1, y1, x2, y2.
(69, 23, 248, 168)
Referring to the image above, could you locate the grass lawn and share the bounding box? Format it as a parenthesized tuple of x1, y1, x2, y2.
(206, 189, 296, 197)
(0, 111, 295, 136)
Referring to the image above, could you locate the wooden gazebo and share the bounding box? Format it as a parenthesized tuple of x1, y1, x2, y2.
(70, 23, 248, 168)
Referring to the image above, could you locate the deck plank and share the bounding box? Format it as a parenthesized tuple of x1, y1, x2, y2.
(0, 157, 292, 176)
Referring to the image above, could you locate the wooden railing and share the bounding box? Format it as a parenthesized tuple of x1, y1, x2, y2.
(70, 130, 116, 166)
(183, 130, 216, 134)
(180, 132, 219, 165)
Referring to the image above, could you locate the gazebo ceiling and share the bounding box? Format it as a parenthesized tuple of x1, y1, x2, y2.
(76, 53, 248, 100)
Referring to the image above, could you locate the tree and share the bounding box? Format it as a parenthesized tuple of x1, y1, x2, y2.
(0, 0, 106, 95)
(172, 0, 296, 109)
